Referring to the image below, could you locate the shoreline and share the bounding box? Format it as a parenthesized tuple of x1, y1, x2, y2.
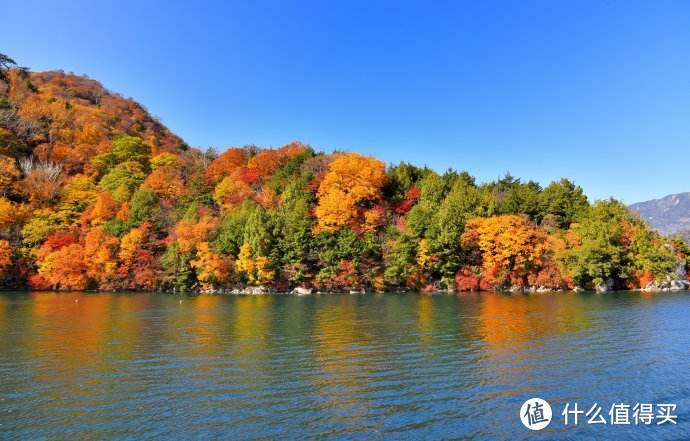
(7, 286, 690, 295)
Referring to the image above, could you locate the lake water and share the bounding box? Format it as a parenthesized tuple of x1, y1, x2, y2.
(0, 291, 688, 440)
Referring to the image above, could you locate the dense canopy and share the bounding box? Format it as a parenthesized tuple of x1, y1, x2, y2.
(0, 55, 687, 292)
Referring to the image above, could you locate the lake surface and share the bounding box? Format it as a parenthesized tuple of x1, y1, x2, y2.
(0, 291, 688, 440)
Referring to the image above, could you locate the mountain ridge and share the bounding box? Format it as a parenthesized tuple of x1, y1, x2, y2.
(630, 192, 690, 239)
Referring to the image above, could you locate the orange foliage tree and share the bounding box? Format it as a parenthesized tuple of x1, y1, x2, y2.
(191, 242, 233, 289)
(172, 216, 219, 253)
(37, 241, 88, 290)
(0, 155, 20, 195)
(83, 227, 120, 288)
(278, 141, 309, 158)
(0, 240, 13, 275)
(82, 192, 119, 226)
(143, 165, 185, 200)
(460, 215, 565, 290)
(205, 148, 248, 184)
(314, 153, 387, 233)
(0, 197, 29, 230)
(247, 149, 285, 180)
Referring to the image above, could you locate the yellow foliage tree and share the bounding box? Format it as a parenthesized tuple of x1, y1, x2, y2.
(236, 242, 274, 285)
(119, 227, 144, 266)
(416, 239, 432, 268)
(59, 174, 98, 207)
(236, 243, 254, 277)
(213, 175, 253, 212)
(254, 256, 275, 285)
(0, 197, 28, 228)
(150, 152, 180, 169)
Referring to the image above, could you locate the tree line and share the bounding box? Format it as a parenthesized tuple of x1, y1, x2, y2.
(0, 54, 686, 292)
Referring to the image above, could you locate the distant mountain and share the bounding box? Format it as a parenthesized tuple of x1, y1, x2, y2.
(630, 193, 690, 239)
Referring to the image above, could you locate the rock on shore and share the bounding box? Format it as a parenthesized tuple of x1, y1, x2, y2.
(595, 278, 615, 293)
(642, 261, 690, 292)
(642, 279, 690, 292)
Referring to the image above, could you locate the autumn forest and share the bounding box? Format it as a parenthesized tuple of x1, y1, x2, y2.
(0, 54, 687, 293)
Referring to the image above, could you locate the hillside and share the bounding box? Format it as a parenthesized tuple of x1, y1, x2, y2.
(0, 53, 688, 293)
(0, 68, 186, 168)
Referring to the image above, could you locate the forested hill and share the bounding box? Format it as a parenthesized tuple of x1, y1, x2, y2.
(0, 53, 688, 293)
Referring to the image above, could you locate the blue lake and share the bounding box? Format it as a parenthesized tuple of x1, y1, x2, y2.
(0, 291, 688, 440)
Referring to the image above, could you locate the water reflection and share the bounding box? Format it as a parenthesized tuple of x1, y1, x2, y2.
(0, 291, 689, 439)
(477, 293, 592, 352)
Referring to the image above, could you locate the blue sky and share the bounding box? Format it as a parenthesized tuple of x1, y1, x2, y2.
(3, 0, 690, 203)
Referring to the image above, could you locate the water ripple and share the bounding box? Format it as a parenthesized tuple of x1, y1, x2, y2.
(0, 291, 689, 439)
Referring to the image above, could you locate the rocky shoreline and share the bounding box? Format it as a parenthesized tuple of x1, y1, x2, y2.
(195, 286, 383, 295)
(190, 282, 690, 295)
(190, 262, 690, 295)
(640, 279, 690, 292)
(16, 283, 690, 295)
